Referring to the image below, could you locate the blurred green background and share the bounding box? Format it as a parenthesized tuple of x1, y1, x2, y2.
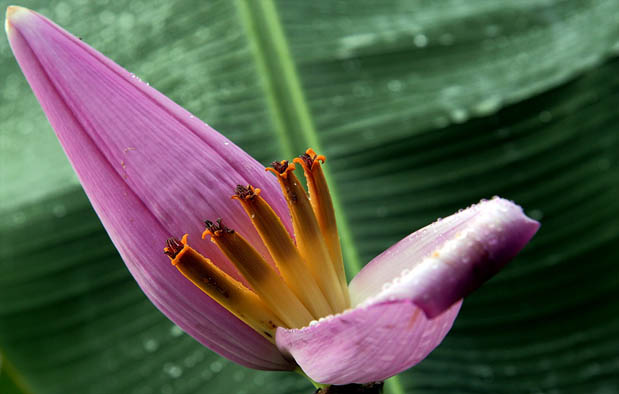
(1, 1, 618, 393)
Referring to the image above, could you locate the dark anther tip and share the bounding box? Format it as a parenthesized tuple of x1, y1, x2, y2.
(298, 153, 314, 168)
(204, 218, 234, 234)
(235, 184, 257, 200)
(164, 237, 184, 258)
(270, 160, 289, 174)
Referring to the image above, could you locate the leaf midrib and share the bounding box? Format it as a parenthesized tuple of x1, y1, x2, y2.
(234, 0, 362, 276)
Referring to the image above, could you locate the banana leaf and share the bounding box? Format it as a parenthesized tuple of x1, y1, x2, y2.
(1, 1, 618, 393)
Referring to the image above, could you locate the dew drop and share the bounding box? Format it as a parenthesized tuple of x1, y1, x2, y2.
(163, 363, 183, 378)
(414, 33, 428, 47)
(52, 203, 67, 218)
(184, 350, 205, 368)
(387, 79, 403, 92)
(169, 324, 183, 337)
(442, 85, 463, 98)
(450, 108, 469, 123)
(118, 12, 135, 30)
(143, 338, 159, 352)
(209, 360, 224, 373)
(54, 2, 72, 22)
(485, 25, 500, 37)
(474, 95, 501, 116)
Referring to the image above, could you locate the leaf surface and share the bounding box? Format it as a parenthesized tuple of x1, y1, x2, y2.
(1, 0, 618, 393)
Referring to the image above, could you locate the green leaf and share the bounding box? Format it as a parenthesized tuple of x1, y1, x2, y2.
(0, 353, 28, 394)
(1, 0, 618, 393)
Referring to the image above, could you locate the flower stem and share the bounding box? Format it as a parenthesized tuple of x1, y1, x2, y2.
(315, 382, 384, 394)
(383, 376, 405, 394)
(295, 366, 384, 393)
(295, 367, 328, 390)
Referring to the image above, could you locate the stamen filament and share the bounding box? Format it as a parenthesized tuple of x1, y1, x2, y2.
(165, 235, 283, 342)
(203, 219, 314, 328)
(233, 185, 334, 318)
(267, 162, 348, 312)
(294, 149, 350, 307)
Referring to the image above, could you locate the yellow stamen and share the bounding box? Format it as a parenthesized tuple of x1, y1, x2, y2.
(294, 149, 350, 307)
(165, 150, 356, 338)
(202, 219, 314, 328)
(266, 162, 348, 312)
(165, 235, 283, 341)
(233, 185, 334, 318)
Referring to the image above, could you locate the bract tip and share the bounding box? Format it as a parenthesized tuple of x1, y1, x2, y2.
(5, 6, 30, 35)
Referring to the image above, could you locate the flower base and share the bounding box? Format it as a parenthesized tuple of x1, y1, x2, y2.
(316, 382, 383, 394)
